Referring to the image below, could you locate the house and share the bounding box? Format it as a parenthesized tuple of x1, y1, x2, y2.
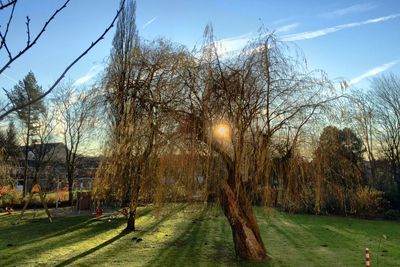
(14, 143, 100, 192)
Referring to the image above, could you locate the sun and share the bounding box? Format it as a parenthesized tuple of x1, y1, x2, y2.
(214, 123, 230, 140)
(218, 126, 226, 135)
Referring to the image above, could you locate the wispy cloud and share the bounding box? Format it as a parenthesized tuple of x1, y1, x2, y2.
(199, 13, 400, 55)
(142, 16, 157, 29)
(276, 23, 299, 33)
(74, 63, 104, 86)
(321, 3, 378, 18)
(282, 13, 400, 41)
(216, 24, 299, 54)
(271, 17, 297, 27)
(348, 60, 398, 86)
(214, 32, 253, 55)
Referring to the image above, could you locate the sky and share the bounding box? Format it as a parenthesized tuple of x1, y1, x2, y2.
(1, 0, 400, 99)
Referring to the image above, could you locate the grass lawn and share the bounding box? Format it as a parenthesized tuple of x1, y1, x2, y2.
(0, 204, 399, 266)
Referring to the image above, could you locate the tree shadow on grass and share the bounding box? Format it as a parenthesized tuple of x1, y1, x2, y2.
(146, 206, 273, 267)
(144, 207, 238, 267)
(2, 216, 96, 246)
(0, 217, 128, 266)
(72, 203, 190, 265)
(140, 204, 188, 234)
(1, 207, 155, 266)
(54, 229, 130, 267)
(20, 205, 186, 266)
(2, 207, 153, 249)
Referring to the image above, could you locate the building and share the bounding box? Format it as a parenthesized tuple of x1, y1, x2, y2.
(14, 143, 100, 192)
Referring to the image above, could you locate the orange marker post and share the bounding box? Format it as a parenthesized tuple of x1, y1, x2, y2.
(365, 248, 370, 267)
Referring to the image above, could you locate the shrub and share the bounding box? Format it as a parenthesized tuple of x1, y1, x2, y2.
(354, 187, 388, 218)
(0, 186, 19, 207)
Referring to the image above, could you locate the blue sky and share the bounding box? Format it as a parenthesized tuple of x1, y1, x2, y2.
(1, 0, 400, 94)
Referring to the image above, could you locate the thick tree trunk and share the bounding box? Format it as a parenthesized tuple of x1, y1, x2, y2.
(126, 176, 140, 231)
(220, 180, 267, 261)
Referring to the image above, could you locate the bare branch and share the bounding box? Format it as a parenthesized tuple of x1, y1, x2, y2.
(0, 0, 16, 11)
(0, 0, 70, 75)
(0, 0, 16, 51)
(0, 0, 125, 121)
(0, 32, 12, 59)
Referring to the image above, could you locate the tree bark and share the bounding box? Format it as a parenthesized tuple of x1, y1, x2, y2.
(126, 207, 136, 231)
(125, 169, 141, 231)
(220, 180, 267, 261)
(23, 105, 31, 197)
(68, 174, 73, 206)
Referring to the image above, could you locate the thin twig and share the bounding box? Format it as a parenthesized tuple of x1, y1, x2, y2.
(25, 16, 30, 46)
(0, 0, 16, 11)
(0, 0, 71, 75)
(0, 31, 12, 59)
(0, 0, 16, 50)
(0, 0, 126, 121)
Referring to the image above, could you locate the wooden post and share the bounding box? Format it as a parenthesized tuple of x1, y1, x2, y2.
(38, 190, 52, 222)
(19, 193, 34, 219)
(365, 248, 370, 267)
(19, 184, 52, 223)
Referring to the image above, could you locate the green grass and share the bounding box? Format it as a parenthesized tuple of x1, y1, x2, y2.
(0, 205, 399, 266)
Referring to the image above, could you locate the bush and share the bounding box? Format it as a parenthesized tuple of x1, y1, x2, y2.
(354, 187, 388, 218)
(384, 209, 400, 220)
(0, 186, 19, 207)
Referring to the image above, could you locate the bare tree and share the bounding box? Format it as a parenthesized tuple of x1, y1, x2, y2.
(0, 0, 124, 120)
(349, 90, 378, 183)
(371, 74, 400, 194)
(54, 84, 98, 205)
(30, 107, 57, 189)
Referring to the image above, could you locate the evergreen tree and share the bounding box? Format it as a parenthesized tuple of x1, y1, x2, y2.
(2, 122, 19, 160)
(8, 71, 45, 135)
(7, 71, 45, 196)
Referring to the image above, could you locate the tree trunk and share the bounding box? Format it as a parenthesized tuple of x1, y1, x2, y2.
(68, 176, 73, 206)
(23, 113, 31, 197)
(126, 207, 136, 231)
(126, 182, 140, 231)
(125, 166, 143, 231)
(220, 180, 267, 261)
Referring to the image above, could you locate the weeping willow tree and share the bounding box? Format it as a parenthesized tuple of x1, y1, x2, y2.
(174, 27, 334, 260)
(94, 0, 187, 231)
